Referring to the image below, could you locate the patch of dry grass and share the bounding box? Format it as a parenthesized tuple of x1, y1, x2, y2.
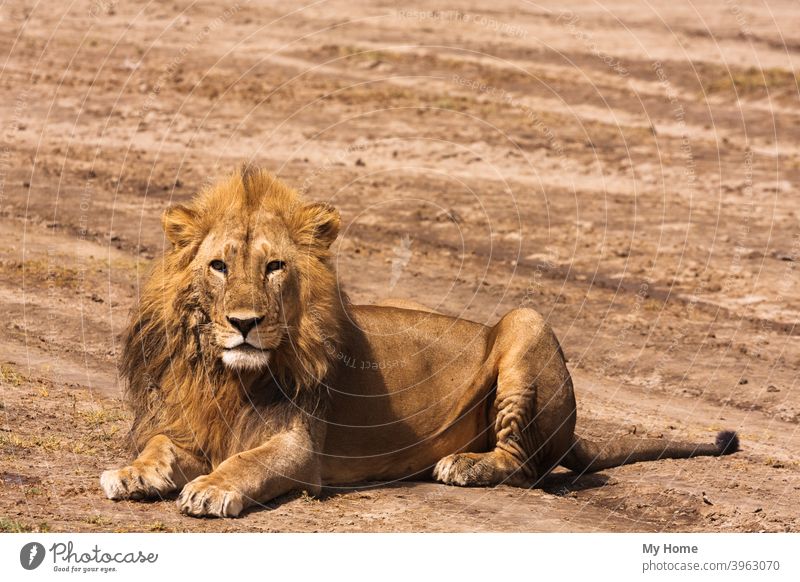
(0, 432, 63, 452)
(85, 514, 112, 526)
(0, 517, 49, 532)
(0, 363, 26, 386)
(704, 66, 798, 96)
(0, 258, 82, 288)
(79, 408, 126, 426)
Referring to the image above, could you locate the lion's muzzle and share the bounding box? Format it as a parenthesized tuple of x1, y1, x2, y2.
(218, 312, 280, 370)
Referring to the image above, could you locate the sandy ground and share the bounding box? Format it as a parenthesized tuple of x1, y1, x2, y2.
(0, 0, 799, 532)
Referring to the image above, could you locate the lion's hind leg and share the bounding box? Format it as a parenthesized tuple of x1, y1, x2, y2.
(433, 308, 576, 488)
(101, 435, 208, 500)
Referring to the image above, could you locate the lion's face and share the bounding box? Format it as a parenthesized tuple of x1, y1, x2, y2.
(194, 212, 300, 370)
(160, 169, 340, 373)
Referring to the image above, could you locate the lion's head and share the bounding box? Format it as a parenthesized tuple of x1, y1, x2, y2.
(122, 166, 346, 457)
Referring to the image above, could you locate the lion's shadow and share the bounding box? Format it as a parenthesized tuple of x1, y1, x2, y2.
(538, 470, 610, 496)
(236, 470, 610, 517)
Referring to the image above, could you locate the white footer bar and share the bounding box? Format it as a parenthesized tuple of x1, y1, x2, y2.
(2, 533, 797, 581)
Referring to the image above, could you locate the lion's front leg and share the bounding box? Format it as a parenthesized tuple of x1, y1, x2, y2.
(177, 430, 320, 518)
(101, 435, 208, 501)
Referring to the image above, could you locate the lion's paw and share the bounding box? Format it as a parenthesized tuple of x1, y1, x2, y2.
(433, 453, 487, 486)
(101, 465, 175, 501)
(176, 475, 245, 518)
(433, 451, 525, 487)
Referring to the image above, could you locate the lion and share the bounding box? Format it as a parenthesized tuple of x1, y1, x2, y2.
(101, 166, 739, 518)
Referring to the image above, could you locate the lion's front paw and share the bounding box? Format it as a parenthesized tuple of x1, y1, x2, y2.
(176, 475, 245, 518)
(101, 464, 176, 501)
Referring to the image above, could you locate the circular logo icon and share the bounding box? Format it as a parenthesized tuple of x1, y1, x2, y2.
(20, 542, 46, 570)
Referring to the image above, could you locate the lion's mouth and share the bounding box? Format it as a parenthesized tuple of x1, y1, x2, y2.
(221, 343, 273, 370)
(225, 343, 269, 353)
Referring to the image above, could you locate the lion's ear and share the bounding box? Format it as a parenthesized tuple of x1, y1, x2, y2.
(294, 202, 340, 249)
(162, 204, 200, 247)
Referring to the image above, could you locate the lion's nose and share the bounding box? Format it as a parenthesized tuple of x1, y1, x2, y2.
(227, 315, 264, 338)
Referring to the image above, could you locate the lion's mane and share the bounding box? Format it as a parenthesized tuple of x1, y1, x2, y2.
(120, 168, 347, 463)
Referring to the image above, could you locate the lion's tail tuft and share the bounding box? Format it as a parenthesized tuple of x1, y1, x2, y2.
(715, 430, 739, 455)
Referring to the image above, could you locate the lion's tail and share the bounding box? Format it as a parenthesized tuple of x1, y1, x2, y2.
(561, 430, 739, 473)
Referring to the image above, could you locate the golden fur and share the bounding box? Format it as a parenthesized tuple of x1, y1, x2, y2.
(101, 167, 738, 518)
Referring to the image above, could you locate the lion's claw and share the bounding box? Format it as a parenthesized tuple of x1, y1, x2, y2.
(177, 475, 245, 518)
(101, 465, 175, 500)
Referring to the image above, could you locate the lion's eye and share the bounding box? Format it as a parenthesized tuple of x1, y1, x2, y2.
(210, 260, 228, 274)
(266, 260, 286, 275)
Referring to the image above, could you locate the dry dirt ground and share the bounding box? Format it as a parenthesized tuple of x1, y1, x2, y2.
(1, 0, 799, 532)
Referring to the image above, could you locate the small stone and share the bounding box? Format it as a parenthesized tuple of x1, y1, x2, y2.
(435, 209, 462, 224)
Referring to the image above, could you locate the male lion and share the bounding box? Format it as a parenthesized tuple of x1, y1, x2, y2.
(101, 166, 739, 518)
